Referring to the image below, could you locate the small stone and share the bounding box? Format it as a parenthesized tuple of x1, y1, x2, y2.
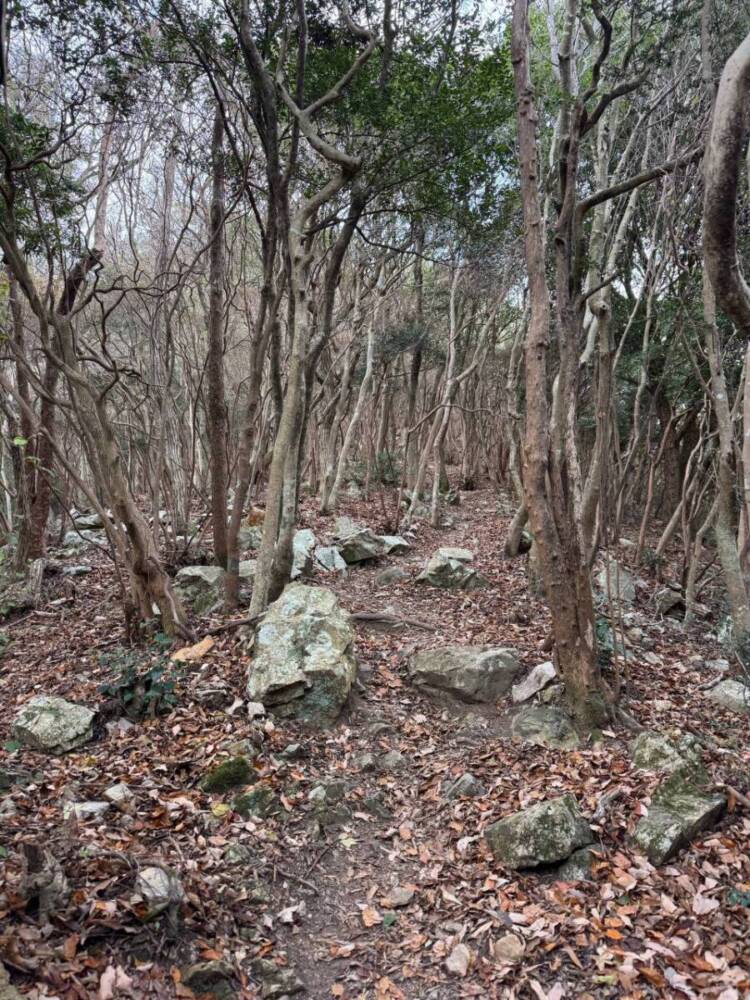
(375, 567, 409, 587)
(705, 658, 730, 673)
(104, 783, 133, 809)
(182, 960, 235, 999)
(444, 772, 486, 799)
(379, 750, 405, 771)
(62, 800, 110, 821)
(485, 793, 592, 869)
(555, 846, 595, 881)
(201, 756, 253, 794)
(281, 743, 303, 760)
(386, 886, 415, 908)
(61, 565, 91, 577)
(445, 943, 471, 977)
(247, 702, 266, 719)
(355, 752, 377, 772)
(491, 933, 525, 965)
(233, 786, 279, 819)
(135, 865, 184, 920)
(222, 842, 254, 865)
(12, 696, 95, 755)
(362, 791, 391, 818)
(511, 661, 557, 703)
(252, 958, 305, 998)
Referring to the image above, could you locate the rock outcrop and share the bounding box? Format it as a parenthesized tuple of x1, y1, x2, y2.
(485, 794, 592, 869)
(247, 584, 356, 727)
(416, 548, 488, 590)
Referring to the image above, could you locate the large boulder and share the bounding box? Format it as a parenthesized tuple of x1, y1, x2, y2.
(705, 679, 750, 714)
(416, 548, 488, 590)
(408, 646, 520, 703)
(380, 535, 411, 555)
(247, 584, 356, 727)
(12, 696, 95, 754)
(511, 705, 579, 749)
(336, 528, 384, 564)
(631, 731, 704, 774)
(485, 794, 592, 869)
(291, 529, 316, 580)
(595, 557, 635, 605)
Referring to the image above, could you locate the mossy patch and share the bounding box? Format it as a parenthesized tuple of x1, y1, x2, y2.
(200, 756, 252, 793)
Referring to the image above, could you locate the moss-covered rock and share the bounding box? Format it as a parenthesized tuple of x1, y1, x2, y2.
(632, 787, 725, 864)
(200, 756, 252, 793)
(511, 705, 579, 749)
(631, 731, 704, 776)
(233, 786, 279, 819)
(485, 793, 592, 869)
(182, 960, 235, 999)
(11, 695, 95, 754)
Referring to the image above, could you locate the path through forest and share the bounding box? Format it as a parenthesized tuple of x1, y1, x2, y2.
(1, 487, 749, 999)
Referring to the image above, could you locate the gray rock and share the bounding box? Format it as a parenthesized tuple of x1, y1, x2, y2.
(12, 696, 95, 754)
(511, 705, 579, 749)
(655, 586, 685, 617)
(416, 548, 488, 590)
(291, 529, 317, 580)
(175, 564, 226, 614)
(511, 661, 557, 703)
(705, 658, 730, 673)
(556, 846, 596, 881)
(379, 749, 405, 771)
(104, 782, 133, 809)
(408, 646, 520, 704)
(73, 512, 105, 530)
(314, 545, 347, 574)
(380, 535, 411, 555)
(485, 793, 592, 869)
(706, 679, 750, 714)
(308, 780, 351, 825)
(62, 565, 91, 578)
(444, 772, 486, 799)
(62, 800, 110, 821)
(337, 528, 385, 563)
(631, 732, 704, 775)
(238, 525, 262, 551)
(596, 557, 635, 604)
(375, 566, 409, 587)
(234, 786, 280, 819)
(252, 958, 305, 998)
(135, 865, 184, 920)
(247, 583, 356, 727)
(333, 516, 357, 537)
(632, 773, 725, 864)
(62, 529, 105, 549)
(0, 959, 23, 1000)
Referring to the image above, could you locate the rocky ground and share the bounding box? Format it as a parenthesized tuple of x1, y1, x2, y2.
(1, 486, 749, 999)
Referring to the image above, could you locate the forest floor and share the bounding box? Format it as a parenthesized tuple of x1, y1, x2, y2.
(1, 485, 749, 1000)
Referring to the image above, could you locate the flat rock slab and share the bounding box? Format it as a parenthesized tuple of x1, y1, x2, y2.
(247, 583, 356, 727)
(705, 679, 750, 714)
(512, 661, 556, 703)
(632, 785, 725, 864)
(408, 645, 520, 703)
(12, 696, 95, 754)
(485, 793, 592, 869)
(511, 704, 579, 749)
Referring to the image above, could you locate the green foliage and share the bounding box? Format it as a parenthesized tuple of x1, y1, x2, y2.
(200, 756, 253, 794)
(99, 635, 180, 718)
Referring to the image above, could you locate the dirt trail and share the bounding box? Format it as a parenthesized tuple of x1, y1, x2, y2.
(1, 488, 749, 999)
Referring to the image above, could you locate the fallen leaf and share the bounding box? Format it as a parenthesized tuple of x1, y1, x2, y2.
(171, 636, 215, 662)
(362, 905, 382, 927)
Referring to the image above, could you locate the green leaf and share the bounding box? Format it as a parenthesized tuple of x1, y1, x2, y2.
(2, 740, 20, 753)
(11, 436, 27, 447)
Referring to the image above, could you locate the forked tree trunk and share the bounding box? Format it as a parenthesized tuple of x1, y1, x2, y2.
(511, 0, 608, 730)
